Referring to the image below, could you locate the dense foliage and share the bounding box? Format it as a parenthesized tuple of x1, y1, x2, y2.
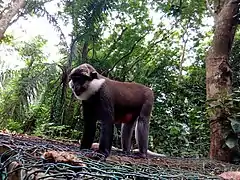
(2, 0, 239, 158)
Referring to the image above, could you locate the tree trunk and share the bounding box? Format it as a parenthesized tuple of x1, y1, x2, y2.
(0, 0, 26, 40)
(206, 0, 239, 162)
(82, 41, 88, 62)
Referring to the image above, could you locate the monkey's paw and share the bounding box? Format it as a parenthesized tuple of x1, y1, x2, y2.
(84, 150, 107, 161)
(132, 152, 148, 159)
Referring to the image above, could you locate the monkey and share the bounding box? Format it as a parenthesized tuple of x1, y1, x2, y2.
(68, 63, 154, 158)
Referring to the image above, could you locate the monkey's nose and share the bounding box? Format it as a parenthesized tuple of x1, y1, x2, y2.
(75, 87, 86, 96)
(75, 91, 81, 96)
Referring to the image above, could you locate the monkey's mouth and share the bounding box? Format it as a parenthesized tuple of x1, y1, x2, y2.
(75, 87, 86, 96)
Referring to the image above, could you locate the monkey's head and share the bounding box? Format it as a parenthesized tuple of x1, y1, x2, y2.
(68, 63, 105, 100)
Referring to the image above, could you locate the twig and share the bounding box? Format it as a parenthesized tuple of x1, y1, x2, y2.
(123, 32, 171, 74)
(106, 33, 147, 76)
(103, 27, 128, 60)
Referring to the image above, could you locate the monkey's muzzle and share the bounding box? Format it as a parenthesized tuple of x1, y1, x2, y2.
(74, 86, 86, 96)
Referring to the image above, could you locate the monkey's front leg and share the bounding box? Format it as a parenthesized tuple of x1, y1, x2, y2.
(97, 97, 114, 158)
(80, 119, 96, 149)
(80, 102, 97, 149)
(98, 122, 114, 158)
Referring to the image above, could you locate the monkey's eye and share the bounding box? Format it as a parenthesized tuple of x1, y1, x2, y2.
(71, 77, 78, 82)
(71, 75, 90, 85)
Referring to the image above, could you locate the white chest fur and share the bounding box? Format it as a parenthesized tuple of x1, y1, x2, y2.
(69, 78, 106, 100)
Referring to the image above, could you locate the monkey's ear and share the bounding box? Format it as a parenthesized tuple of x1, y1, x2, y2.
(90, 71, 98, 79)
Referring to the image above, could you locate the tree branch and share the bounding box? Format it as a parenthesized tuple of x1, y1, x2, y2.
(68, 33, 85, 67)
(106, 33, 147, 76)
(38, 6, 68, 49)
(123, 32, 171, 73)
(0, 0, 26, 39)
(103, 27, 128, 60)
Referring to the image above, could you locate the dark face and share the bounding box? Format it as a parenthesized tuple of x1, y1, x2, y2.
(69, 70, 91, 96)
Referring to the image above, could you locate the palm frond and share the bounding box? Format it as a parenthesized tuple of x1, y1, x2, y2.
(0, 60, 59, 124)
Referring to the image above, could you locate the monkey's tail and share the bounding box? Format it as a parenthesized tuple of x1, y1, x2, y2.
(91, 143, 166, 157)
(132, 149, 166, 157)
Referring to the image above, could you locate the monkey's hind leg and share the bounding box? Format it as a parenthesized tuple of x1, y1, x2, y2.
(121, 121, 135, 154)
(135, 99, 153, 157)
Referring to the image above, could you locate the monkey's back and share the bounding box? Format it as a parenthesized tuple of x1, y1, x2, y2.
(102, 79, 154, 109)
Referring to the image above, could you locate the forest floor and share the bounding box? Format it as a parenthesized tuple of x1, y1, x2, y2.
(0, 131, 239, 179)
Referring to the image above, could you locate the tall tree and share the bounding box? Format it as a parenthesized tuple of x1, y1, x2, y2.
(49, 0, 116, 126)
(0, 0, 26, 39)
(206, 0, 240, 162)
(0, 0, 59, 41)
